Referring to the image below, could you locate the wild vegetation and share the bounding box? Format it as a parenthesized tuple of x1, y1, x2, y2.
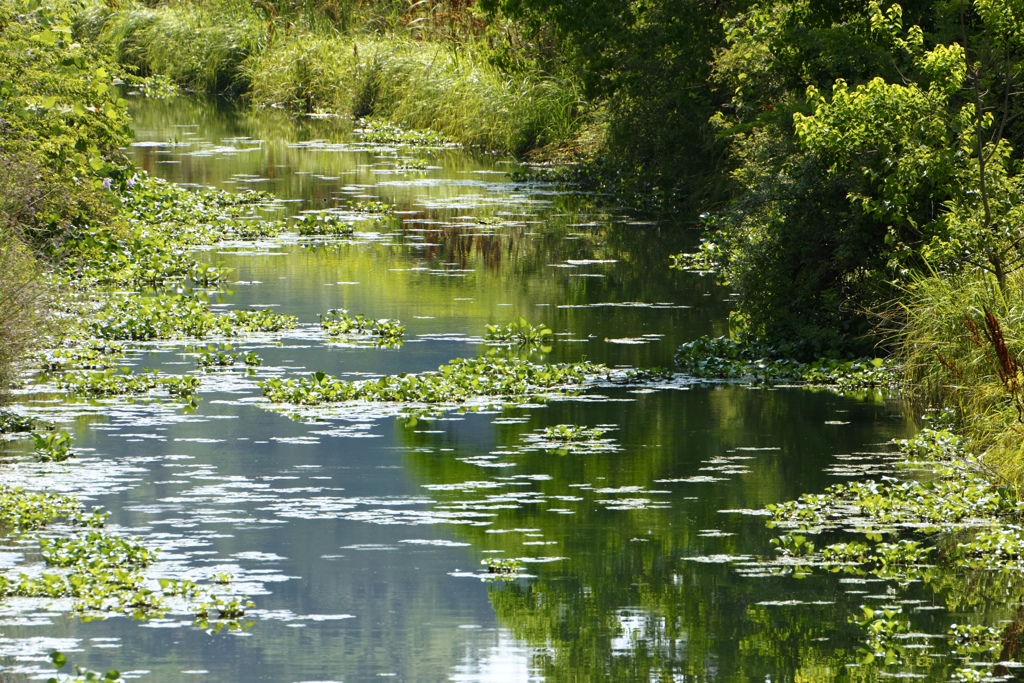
(6, 0, 1024, 677)
(259, 357, 603, 405)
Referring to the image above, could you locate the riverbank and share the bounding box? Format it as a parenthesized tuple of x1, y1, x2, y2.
(75, 0, 585, 158)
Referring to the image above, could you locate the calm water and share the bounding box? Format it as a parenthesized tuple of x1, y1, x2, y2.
(0, 97, 923, 682)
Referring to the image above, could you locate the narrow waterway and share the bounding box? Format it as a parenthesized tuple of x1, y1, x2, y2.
(0, 96, 922, 682)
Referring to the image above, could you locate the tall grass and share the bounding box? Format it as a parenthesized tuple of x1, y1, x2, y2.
(899, 270, 1024, 483)
(245, 33, 583, 153)
(78, 0, 584, 155)
(77, 0, 267, 94)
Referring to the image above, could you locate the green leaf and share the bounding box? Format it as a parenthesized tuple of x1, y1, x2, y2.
(32, 30, 57, 45)
(50, 651, 67, 668)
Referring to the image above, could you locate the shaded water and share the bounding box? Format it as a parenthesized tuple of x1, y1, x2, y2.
(1, 97, 924, 681)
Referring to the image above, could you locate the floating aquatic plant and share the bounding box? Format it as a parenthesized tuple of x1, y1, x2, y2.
(40, 341, 126, 372)
(60, 369, 200, 400)
(356, 119, 453, 147)
(47, 650, 123, 683)
(89, 294, 295, 341)
(676, 335, 897, 389)
(485, 318, 552, 346)
(32, 430, 75, 462)
(0, 410, 41, 434)
(319, 309, 405, 345)
(294, 212, 356, 236)
(259, 356, 603, 405)
(483, 558, 523, 579)
(517, 423, 620, 455)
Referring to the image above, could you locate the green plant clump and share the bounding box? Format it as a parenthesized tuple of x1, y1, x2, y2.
(47, 650, 122, 683)
(59, 369, 200, 399)
(543, 424, 606, 442)
(758, 423, 1024, 674)
(294, 212, 356, 236)
(32, 430, 76, 462)
(357, 119, 454, 146)
(259, 356, 604, 405)
(485, 318, 553, 346)
(41, 341, 126, 371)
(0, 410, 39, 434)
(89, 293, 295, 341)
(676, 335, 896, 389)
(319, 309, 404, 345)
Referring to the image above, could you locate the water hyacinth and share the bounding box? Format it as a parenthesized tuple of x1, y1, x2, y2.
(259, 357, 604, 405)
(676, 335, 898, 389)
(89, 293, 295, 341)
(319, 309, 405, 345)
(59, 368, 200, 400)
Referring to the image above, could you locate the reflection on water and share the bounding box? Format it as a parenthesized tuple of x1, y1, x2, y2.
(0, 95, 928, 682)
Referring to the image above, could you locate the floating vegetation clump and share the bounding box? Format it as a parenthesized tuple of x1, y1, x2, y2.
(483, 558, 523, 580)
(259, 357, 604, 405)
(0, 483, 252, 625)
(294, 213, 356, 236)
(195, 347, 263, 369)
(485, 318, 552, 346)
(515, 424, 620, 455)
(59, 369, 200, 400)
(47, 650, 123, 682)
(676, 335, 897, 389)
(0, 410, 40, 434)
(752, 417, 1024, 675)
(89, 294, 295, 341)
(40, 341, 126, 372)
(346, 200, 394, 215)
(396, 159, 428, 171)
(31, 430, 76, 462)
(63, 175, 284, 291)
(356, 119, 454, 147)
(319, 309, 405, 346)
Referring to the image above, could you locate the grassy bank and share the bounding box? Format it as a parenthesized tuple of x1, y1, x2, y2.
(76, 0, 585, 156)
(897, 270, 1024, 487)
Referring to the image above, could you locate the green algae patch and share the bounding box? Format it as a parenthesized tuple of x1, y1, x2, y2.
(259, 357, 604, 405)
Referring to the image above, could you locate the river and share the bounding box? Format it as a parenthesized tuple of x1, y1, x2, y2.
(0, 96, 924, 682)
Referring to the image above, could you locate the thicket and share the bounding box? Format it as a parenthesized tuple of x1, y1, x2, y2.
(0, 0, 132, 394)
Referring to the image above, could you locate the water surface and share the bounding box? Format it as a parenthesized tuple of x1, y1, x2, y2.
(0, 96, 920, 682)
